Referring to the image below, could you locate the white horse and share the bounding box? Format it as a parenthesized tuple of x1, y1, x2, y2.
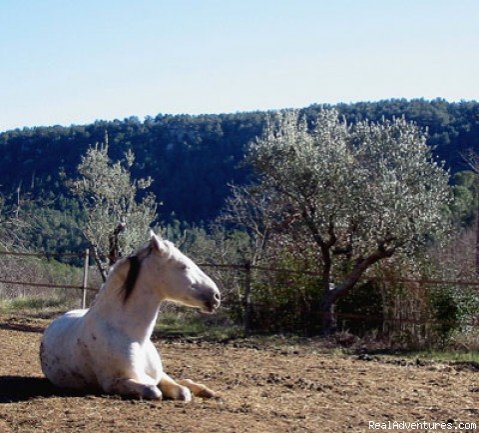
(40, 231, 221, 401)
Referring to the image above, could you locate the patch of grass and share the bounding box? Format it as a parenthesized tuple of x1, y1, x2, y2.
(396, 349, 479, 364)
(0, 296, 69, 314)
(154, 310, 243, 340)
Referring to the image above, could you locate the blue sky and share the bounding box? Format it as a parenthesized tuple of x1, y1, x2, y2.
(1, 0, 478, 131)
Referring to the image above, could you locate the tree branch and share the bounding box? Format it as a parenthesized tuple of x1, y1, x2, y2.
(329, 246, 394, 302)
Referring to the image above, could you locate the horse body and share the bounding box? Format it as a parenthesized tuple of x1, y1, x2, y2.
(40, 232, 220, 400)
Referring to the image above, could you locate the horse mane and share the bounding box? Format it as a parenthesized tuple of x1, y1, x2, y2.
(120, 244, 153, 303)
(123, 255, 141, 302)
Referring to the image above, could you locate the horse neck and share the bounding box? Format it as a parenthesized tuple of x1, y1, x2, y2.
(90, 268, 162, 342)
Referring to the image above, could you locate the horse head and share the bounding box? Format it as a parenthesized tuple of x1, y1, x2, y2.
(134, 231, 221, 313)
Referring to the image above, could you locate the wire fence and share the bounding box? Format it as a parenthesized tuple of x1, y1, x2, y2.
(0, 249, 93, 309)
(1, 249, 479, 341)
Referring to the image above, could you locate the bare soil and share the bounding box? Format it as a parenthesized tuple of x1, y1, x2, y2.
(0, 316, 477, 433)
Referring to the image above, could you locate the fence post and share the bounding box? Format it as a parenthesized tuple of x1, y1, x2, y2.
(81, 248, 90, 309)
(243, 260, 253, 335)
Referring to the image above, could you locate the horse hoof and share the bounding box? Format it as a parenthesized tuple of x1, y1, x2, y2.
(177, 386, 192, 402)
(197, 388, 218, 399)
(141, 385, 163, 400)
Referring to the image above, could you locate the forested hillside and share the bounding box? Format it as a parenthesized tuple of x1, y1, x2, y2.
(2, 100, 479, 341)
(1, 98, 478, 224)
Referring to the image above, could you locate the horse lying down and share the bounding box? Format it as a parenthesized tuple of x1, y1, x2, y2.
(40, 231, 221, 401)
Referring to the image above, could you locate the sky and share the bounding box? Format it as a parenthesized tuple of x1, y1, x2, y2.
(1, 0, 478, 131)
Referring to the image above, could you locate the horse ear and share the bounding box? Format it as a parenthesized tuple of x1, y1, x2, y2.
(150, 231, 168, 255)
(149, 229, 164, 240)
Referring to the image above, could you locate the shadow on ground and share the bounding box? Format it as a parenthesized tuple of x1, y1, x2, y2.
(0, 376, 93, 403)
(0, 322, 45, 334)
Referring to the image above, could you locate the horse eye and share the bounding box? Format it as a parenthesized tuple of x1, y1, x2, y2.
(178, 264, 187, 270)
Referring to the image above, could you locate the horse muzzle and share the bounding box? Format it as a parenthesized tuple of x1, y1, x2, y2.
(200, 289, 221, 314)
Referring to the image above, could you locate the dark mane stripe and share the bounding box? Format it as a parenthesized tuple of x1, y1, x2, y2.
(123, 255, 141, 302)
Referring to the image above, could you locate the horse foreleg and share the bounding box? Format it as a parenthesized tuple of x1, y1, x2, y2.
(159, 373, 192, 402)
(103, 377, 163, 400)
(177, 378, 218, 399)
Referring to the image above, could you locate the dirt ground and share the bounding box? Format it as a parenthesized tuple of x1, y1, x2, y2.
(0, 316, 478, 433)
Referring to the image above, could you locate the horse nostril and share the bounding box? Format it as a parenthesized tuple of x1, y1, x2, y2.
(214, 292, 221, 303)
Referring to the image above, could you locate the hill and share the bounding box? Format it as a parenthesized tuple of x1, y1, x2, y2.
(1, 98, 478, 224)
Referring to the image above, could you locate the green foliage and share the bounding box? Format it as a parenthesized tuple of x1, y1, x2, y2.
(429, 287, 460, 346)
(154, 309, 242, 340)
(451, 170, 478, 227)
(22, 198, 86, 257)
(336, 280, 384, 334)
(250, 109, 452, 261)
(395, 350, 479, 364)
(0, 253, 85, 316)
(0, 99, 477, 225)
(249, 273, 322, 334)
(66, 143, 157, 262)
(0, 296, 67, 313)
(0, 99, 478, 345)
(247, 109, 452, 335)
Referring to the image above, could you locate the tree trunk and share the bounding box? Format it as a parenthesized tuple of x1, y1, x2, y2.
(108, 222, 126, 265)
(319, 248, 393, 335)
(320, 290, 337, 335)
(91, 244, 107, 283)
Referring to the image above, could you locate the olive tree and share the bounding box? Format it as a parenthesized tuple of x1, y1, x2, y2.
(67, 142, 157, 280)
(248, 109, 452, 333)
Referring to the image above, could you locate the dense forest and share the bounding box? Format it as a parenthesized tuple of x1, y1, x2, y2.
(1, 98, 479, 245)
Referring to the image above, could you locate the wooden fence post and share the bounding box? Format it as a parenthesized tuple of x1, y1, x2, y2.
(243, 261, 253, 335)
(81, 248, 90, 309)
